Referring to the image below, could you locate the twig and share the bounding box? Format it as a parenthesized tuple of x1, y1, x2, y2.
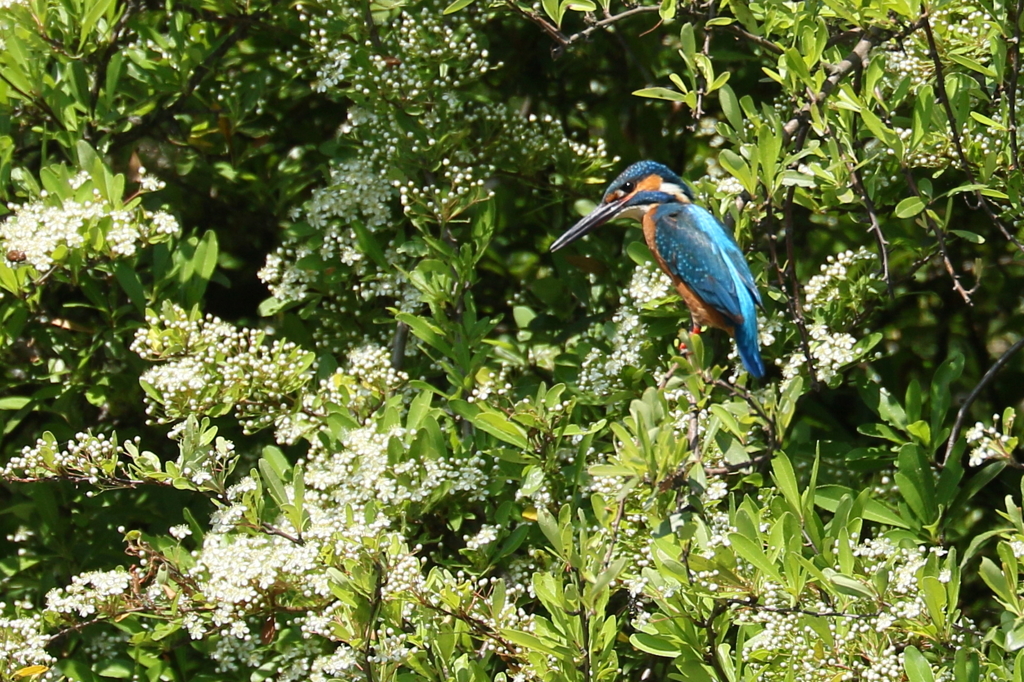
(782, 183, 820, 389)
(505, 1, 570, 47)
(391, 321, 409, 371)
(921, 7, 1024, 257)
(901, 165, 976, 304)
(718, 23, 784, 54)
(834, 130, 893, 298)
(563, 6, 661, 48)
(261, 522, 305, 545)
(601, 497, 627, 571)
(781, 26, 887, 142)
(363, 0, 384, 51)
(725, 23, 915, 230)
(700, 601, 731, 682)
(692, 2, 717, 122)
(726, 598, 874, 619)
(0, 71, 67, 132)
(941, 337, 1024, 466)
(711, 378, 776, 454)
(1009, 0, 1023, 170)
(704, 453, 770, 476)
(90, 0, 136, 115)
(671, 5, 783, 54)
(116, 10, 269, 146)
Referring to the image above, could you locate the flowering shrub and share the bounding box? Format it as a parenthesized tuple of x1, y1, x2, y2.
(1, 0, 1024, 681)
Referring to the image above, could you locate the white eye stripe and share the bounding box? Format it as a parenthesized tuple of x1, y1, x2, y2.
(659, 182, 691, 203)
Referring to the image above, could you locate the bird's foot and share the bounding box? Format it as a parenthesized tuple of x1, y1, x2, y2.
(676, 325, 702, 355)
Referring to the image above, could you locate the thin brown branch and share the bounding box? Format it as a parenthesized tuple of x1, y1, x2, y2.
(363, 0, 384, 51)
(781, 135, 821, 388)
(711, 378, 777, 454)
(602, 497, 627, 570)
(0, 71, 67, 132)
(704, 454, 770, 476)
(90, 0, 136, 114)
(836, 132, 893, 299)
(670, 5, 782, 54)
(691, 2, 717, 122)
(261, 522, 305, 545)
(558, 6, 662, 54)
(942, 337, 1024, 466)
(717, 23, 784, 54)
(116, 10, 269, 146)
(1009, 0, 1023, 170)
(901, 165, 975, 304)
(726, 22, 921, 230)
(506, 1, 569, 47)
(781, 26, 889, 142)
(921, 7, 1024, 256)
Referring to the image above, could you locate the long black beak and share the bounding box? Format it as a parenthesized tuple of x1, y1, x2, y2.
(550, 199, 624, 252)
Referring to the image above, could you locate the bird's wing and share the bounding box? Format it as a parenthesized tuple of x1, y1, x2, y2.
(652, 203, 760, 323)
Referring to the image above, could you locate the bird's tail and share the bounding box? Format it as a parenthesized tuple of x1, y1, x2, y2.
(735, 296, 765, 379)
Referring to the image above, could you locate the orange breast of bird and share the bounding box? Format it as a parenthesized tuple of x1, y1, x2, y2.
(642, 209, 736, 335)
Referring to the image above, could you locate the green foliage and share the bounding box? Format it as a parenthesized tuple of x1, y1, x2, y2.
(1, 0, 1024, 680)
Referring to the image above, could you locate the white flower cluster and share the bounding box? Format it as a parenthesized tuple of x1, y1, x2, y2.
(345, 341, 409, 399)
(2, 431, 121, 483)
(781, 323, 858, 384)
(468, 363, 512, 403)
(965, 414, 1015, 467)
(736, 537, 957, 682)
(45, 569, 132, 618)
(884, 5, 996, 92)
(0, 174, 179, 271)
(803, 247, 875, 307)
(465, 523, 500, 550)
(260, 0, 609, 315)
(132, 304, 315, 429)
(577, 262, 667, 396)
(304, 424, 490, 511)
(185, 533, 330, 639)
(0, 609, 55, 679)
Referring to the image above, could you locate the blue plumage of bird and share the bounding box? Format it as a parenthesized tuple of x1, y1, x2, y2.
(551, 160, 766, 378)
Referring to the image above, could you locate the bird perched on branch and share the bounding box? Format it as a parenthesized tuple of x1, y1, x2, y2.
(551, 160, 765, 378)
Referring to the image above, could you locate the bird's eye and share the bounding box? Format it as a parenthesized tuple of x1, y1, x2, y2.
(621, 181, 635, 193)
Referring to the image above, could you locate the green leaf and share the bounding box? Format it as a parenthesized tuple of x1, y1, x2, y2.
(630, 632, 682, 658)
(184, 230, 218, 307)
(895, 196, 926, 218)
(828, 572, 875, 599)
(443, 0, 476, 12)
(114, 260, 147, 313)
(950, 229, 985, 244)
(632, 87, 686, 102)
(395, 312, 454, 357)
(815, 485, 911, 528)
(0, 396, 31, 410)
(659, 0, 677, 22)
(904, 646, 935, 682)
(771, 452, 801, 515)
(473, 411, 530, 449)
(728, 533, 782, 582)
(948, 53, 996, 78)
(80, 0, 116, 49)
(980, 556, 1015, 606)
(541, 0, 563, 27)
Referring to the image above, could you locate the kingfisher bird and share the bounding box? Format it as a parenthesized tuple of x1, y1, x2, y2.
(551, 160, 766, 378)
